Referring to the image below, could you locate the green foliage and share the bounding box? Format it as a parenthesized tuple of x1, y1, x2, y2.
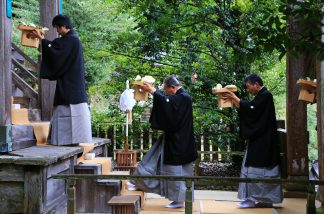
(10, 0, 322, 159)
(11, 0, 40, 61)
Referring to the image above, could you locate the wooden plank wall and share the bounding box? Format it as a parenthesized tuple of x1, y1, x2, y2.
(0, 0, 12, 125)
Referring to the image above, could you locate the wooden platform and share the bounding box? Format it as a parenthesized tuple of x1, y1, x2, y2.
(0, 137, 110, 214)
(140, 192, 310, 214)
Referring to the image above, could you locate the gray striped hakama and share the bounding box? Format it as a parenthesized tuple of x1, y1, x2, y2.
(131, 137, 194, 202)
(47, 103, 92, 146)
(238, 149, 283, 203)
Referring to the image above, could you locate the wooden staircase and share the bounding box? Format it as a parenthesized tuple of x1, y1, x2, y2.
(75, 157, 145, 214)
(7, 43, 49, 152)
(11, 42, 39, 109)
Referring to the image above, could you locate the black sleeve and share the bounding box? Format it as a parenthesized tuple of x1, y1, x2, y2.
(239, 92, 273, 139)
(40, 37, 78, 80)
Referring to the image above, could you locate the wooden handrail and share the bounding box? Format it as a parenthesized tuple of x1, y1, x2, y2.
(11, 42, 38, 69)
(12, 58, 38, 82)
(12, 71, 38, 100)
(53, 174, 318, 214)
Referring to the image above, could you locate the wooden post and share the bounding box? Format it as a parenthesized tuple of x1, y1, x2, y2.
(0, 0, 13, 152)
(0, 0, 12, 125)
(185, 180, 193, 214)
(286, 17, 309, 181)
(316, 19, 324, 202)
(200, 135, 204, 161)
(67, 179, 76, 214)
(306, 184, 316, 214)
(140, 129, 143, 159)
(39, 0, 59, 120)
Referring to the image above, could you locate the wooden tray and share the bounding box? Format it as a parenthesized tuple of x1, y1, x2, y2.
(18, 24, 48, 33)
(297, 79, 316, 91)
(212, 87, 237, 94)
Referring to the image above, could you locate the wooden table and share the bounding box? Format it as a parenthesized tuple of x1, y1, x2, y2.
(0, 145, 83, 214)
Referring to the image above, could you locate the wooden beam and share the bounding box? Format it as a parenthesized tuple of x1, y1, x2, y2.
(0, 0, 12, 125)
(39, 0, 59, 121)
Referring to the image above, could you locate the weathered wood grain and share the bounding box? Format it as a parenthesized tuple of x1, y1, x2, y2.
(39, 0, 59, 120)
(0, 182, 24, 213)
(24, 166, 44, 213)
(0, 0, 12, 125)
(0, 164, 24, 182)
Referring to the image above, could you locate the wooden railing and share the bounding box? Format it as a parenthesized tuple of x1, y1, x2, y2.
(11, 43, 39, 108)
(92, 124, 242, 162)
(53, 174, 320, 214)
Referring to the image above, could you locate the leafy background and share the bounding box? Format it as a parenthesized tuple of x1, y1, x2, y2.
(10, 0, 322, 161)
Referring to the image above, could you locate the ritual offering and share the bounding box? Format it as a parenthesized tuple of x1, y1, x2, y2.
(131, 75, 155, 101)
(18, 23, 49, 48)
(212, 84, 237, 108)
(297, 78, 317, 103)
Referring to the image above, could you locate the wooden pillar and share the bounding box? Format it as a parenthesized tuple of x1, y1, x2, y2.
(0, 0, 13, 152)
(286, 17, 309, 180)
(316, 19, 324, 202)
(38, 0, 59, 120)
(0, 0, 12, 125)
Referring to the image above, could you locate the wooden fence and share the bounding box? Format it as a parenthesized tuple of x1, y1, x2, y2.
(92, 124, 244, 162)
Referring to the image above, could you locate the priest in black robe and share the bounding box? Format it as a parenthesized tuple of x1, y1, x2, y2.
(132, 76, 197, 209)
(222, 73, 283, 208)
(30, 15, 91, 145)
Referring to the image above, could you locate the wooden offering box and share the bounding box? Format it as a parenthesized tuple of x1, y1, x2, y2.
(212, 87, 237, 108)
(297, 79, 317, 103)
(131, 81, 148, 101)
(17, 25, 47, 48)
(116, 150, 137, 173)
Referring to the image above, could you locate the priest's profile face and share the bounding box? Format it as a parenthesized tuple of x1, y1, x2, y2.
(163, 84, 177, 96)
(55, 26, 70, 36)
(245, 82, 260, 96)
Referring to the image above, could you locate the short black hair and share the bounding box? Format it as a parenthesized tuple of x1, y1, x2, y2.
(164, 76, 180, 87)
(244, 73, 263, 87)
(52, 14, 73, 29)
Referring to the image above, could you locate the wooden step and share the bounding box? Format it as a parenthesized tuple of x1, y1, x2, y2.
(74, 164, 122, 213)
(11, 125, 36, 150)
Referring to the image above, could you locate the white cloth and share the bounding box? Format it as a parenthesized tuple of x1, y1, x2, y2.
(119, 89, 136, 111)
(47, 103, 92, 145)
(238, 149, 283, 203)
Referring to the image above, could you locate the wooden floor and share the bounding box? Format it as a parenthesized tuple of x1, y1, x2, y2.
(141, 192, 309, 214)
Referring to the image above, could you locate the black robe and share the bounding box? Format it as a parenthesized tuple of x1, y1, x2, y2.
(239, 87, 280, 167)
(150, 87, 198, 165)
(40, 30, 87, 106)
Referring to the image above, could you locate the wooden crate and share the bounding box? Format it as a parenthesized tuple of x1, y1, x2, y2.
(212, 87, 236, 108)
(17, 25, 44, 48)
(297, 79, 317, 103)
(116, 150, 137, 167)
(218, 97, 233, 108)
(107, 195, 140, 214)
(133, 84, 148, 101)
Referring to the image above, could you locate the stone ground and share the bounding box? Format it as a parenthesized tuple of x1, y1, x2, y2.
(197, 161, 241, 191)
